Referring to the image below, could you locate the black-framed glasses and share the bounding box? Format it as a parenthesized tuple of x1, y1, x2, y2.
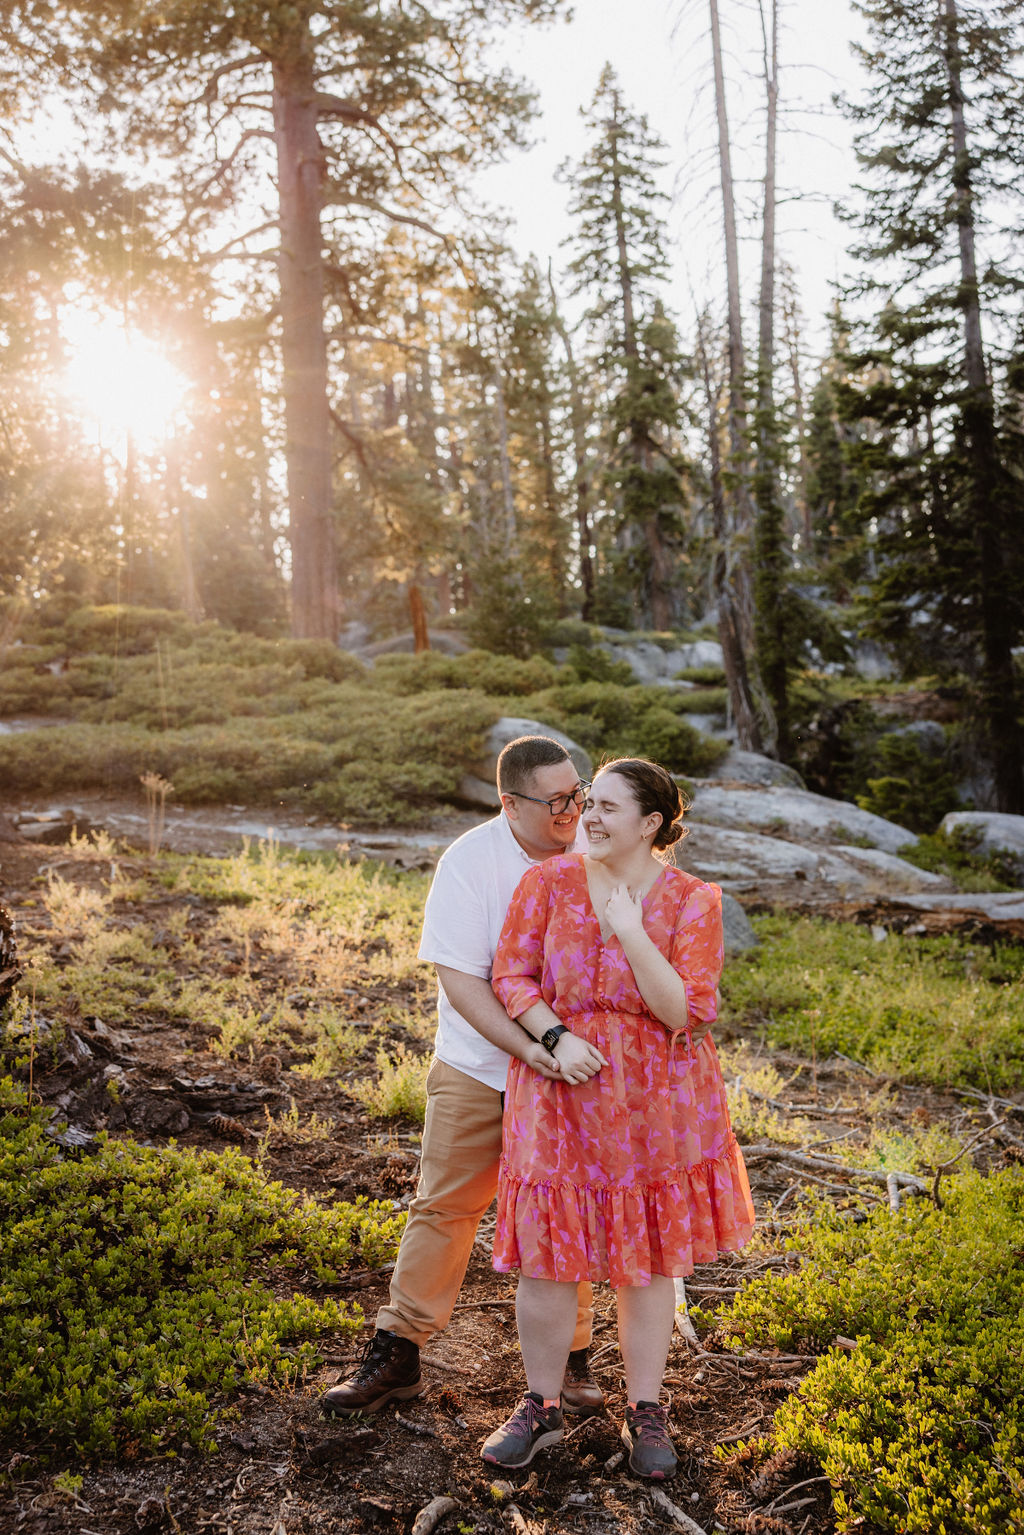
(512, 781, 591, 817)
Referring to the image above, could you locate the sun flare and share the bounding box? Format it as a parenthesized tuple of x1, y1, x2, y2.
(61, 310, 188, 452)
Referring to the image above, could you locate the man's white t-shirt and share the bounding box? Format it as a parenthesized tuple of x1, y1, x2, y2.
(418, 812, 586, 1092)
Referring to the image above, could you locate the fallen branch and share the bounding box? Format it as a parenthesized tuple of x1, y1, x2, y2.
(505, 1504, 539, 1535)
(647, 1485, 710, 1534)
(954, 1086, 1024, 1114)
(673, 1276, 703, 1350)
(741, 1144, 928, 1194)
(394, 1413, 439, 1438)
(410, 1495, 459, 1535)
(763, 1473, 832, 1511)
(715, 1418, 766, 1446)
(420, 1354, 473, 1376)
(737, 1081, 853, 1119)
(931, 1120, 1006, 1208)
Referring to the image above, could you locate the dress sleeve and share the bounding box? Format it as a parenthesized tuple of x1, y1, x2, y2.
(670, 880, 724, 1026)
(491, 864, 551, 1019)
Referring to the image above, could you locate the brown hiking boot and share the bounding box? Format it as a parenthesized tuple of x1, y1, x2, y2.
(321, 1329, 425, 1418)
(561, 1347, 604, 1415)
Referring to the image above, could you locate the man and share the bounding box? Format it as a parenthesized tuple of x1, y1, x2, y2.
(323, 735, 604, 1417)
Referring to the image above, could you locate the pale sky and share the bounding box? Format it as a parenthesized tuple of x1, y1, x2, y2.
(481, 0, 866, 353)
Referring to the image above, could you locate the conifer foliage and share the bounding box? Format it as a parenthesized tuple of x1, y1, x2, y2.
(838, 0, 1024, 810)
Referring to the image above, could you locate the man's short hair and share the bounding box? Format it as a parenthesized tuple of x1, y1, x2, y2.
(497, 735, 571, 796)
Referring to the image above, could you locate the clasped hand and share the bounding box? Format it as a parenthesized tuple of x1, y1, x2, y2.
(602, 882, 645, 940)
(552, 1031, 608, 1085)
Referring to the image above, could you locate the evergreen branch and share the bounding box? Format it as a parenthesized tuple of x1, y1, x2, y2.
(339, 196, 457, 253)
(196, 223, 279, 263)
(181, 128, 275, 219)
(199, 54, 267, 105)
(313, 93, 404, 168)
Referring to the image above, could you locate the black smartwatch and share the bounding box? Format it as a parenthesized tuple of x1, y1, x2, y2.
(540, 1024, 569, 1055)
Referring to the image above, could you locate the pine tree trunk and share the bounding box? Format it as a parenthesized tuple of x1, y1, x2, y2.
(780, 271, 811, 546)
(942, 0, 1023, 810)
(273, 46, 337, 641)
(409, 579, 429, 653)
(696, 312, 760, 748)
(753, 0, 786, 758)
(548, 267, 595, 620)
(709, 0, 763, 750)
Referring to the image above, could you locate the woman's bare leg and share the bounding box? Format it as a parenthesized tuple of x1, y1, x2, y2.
(516, 1275, 579, 1400)
(616, 1274, 676, 1402)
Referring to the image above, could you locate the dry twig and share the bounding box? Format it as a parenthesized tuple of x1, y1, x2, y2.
(410, 1495, 459, 1535)
(647, 1485, 710, 1533)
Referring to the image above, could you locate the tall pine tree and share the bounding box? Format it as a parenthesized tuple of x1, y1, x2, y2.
(840, 0, 1024, 810)
(562, 65, 690, 632)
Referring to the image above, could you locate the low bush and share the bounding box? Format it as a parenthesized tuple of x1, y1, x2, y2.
(855, 732, 961, 835)
(901, 824, 1019, 892)
(62, 605, 201, 656)
(721, 914, 1024, 1092)
(0, 1078, 404, 1458)
(518, 679, 729, 776)
(0, 690, 496, 823)
(716, 1168, 1024, 1534)
(352, 1044, 430, 1124)
(373, 649, 558, 697)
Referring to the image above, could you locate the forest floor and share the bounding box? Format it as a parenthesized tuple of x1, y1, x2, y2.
(0, 823, 1004, 1535)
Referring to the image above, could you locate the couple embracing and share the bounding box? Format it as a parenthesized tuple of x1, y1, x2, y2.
(323, 735, 754, 1482)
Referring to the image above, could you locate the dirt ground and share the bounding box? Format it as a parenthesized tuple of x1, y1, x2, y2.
(0, 823, 1002, 1535)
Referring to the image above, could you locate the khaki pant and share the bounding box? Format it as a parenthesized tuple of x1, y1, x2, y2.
(378, 1057, 594, 1350)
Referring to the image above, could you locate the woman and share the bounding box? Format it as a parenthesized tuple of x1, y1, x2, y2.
(481, 758, 754, 1480)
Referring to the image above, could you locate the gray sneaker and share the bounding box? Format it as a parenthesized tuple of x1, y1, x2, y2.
(481, 1392, 564, 1469)
(621, 1400, 678, 1480)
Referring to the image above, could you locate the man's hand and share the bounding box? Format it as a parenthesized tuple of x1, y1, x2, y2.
(551, 1032, 608, 1085)
(522, 1037, 564, 1081)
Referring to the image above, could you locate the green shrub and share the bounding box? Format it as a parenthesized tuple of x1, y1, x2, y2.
(373, 648, 558, 697)
(563, 644, 635, 686)
(0, 1078, 404, 1458)
(855, 733, 961, 834)
(352, 1044, 430, 1124)
(519, 679, 729, 776)
(672, 685, 729, 716)
(718, 1169, 1024, 1534)
(675, 665, 727, 686)
(901, 824, 1019, 891)
(62, 605, 201, 656)
(0, 689, 496, 822)
(721, 914, 1024, 1091)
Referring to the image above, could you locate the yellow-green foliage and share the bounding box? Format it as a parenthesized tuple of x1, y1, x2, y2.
(353, 1044, 430, 1124)
(718, 1169, 1024, 1534)
(0, 1078, 404, 1459)
(721, 915, 1024, 1092)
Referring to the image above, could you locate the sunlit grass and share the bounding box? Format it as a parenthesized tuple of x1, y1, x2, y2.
(351, 1044, 430, 1125)
(722, 914, 1024, 1092)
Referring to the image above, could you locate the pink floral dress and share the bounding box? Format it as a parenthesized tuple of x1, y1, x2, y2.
(491, 854, 754, 1287)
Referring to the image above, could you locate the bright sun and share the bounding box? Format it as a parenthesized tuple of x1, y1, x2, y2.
(61, 310, 189, 453)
